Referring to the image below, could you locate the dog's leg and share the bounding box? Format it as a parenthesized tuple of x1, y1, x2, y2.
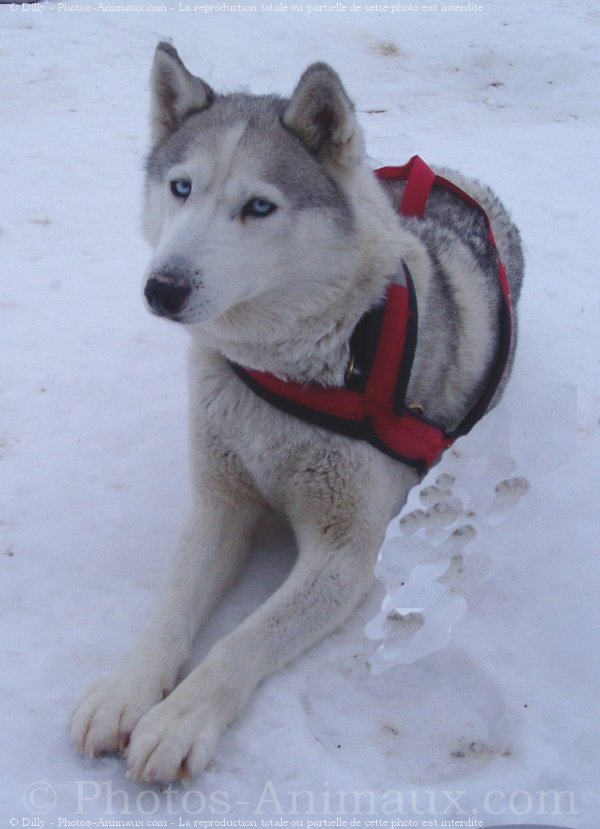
(71, 492, 262, 758)
(124, 491, 393, 783)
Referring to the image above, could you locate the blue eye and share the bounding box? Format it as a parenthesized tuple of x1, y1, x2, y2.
(170, 179, 192, 199)
(242, 197, 277, 219)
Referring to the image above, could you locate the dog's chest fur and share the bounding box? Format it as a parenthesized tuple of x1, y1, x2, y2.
(188, 343, 417, 525)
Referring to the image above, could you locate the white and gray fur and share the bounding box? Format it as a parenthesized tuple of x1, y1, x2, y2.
(72, 42, 524, 784)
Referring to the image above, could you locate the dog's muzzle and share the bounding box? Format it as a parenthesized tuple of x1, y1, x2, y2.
(144, 274, 192, 318)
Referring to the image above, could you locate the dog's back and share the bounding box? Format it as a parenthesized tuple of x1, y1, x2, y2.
(379, 169, 523, 427)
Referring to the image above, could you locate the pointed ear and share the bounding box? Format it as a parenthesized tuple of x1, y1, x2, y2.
(282, 63, 365, 167)
(150, 41, 214, 146)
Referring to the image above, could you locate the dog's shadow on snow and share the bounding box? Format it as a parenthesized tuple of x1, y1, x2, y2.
(187, 513, 297, 668)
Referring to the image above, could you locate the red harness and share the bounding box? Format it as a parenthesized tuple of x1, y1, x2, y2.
(230, 156, 513, 470)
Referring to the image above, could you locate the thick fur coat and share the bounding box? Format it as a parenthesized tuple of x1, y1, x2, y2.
(71, 42, 524, 784)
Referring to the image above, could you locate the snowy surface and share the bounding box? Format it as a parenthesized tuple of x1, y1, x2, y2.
(1, 2, 599, 827)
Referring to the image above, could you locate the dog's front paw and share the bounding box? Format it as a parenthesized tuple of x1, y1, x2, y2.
(71, 672, 169, 759)
(125, 690, 226, 784)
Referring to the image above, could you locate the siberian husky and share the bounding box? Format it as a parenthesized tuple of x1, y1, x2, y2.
(72, 42, 524, 783)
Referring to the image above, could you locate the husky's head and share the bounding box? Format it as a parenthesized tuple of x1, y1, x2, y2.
(142, 43, 370, 335)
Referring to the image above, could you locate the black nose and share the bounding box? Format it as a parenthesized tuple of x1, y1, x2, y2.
(144, 277, 191, 317)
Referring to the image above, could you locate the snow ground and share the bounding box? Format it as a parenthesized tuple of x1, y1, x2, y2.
(1, 1, 599, 827)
